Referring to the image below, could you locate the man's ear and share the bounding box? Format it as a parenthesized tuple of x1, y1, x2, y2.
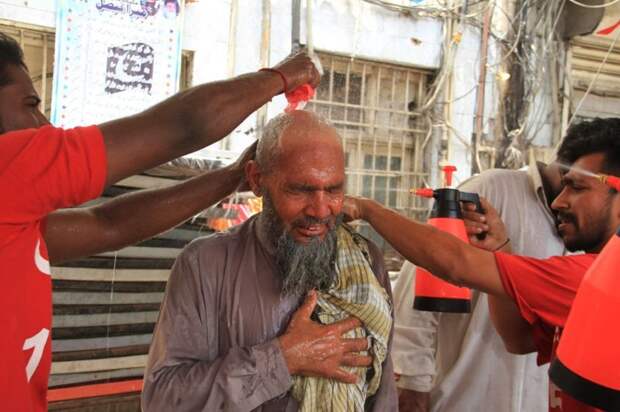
(245, 160, 263, 196)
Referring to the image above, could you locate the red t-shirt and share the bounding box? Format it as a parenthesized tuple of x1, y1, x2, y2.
(495, 252, 600, 412)
(0, 126, 107, 412)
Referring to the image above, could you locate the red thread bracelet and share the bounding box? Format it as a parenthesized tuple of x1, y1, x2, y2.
(259, 68, 288, 93)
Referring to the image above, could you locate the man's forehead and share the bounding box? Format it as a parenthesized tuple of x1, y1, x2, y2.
(284, 173, 344, 187)
(563, 153, 606, 181)
(279, 156, 344, 180)
(278, 144, 343, 170)
(3, 65, 37, 94)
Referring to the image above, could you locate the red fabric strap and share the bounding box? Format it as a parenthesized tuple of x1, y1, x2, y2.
(259, 68, 288, 93)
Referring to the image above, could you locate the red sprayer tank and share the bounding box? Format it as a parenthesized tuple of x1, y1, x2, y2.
(411, 166, 484, 313)
(549, 227, 620, 410)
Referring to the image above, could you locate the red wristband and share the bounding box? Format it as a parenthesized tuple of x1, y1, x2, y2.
(259, 68, 288, 94)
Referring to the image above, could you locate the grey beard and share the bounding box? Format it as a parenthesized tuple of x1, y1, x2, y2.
(275, 227, 338, 296)
(260, 193, 340, 296)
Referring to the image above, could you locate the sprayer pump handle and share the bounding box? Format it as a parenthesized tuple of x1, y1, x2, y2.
(459, 191, 487, 240)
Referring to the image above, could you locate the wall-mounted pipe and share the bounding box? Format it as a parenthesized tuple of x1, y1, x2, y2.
(306, 0, 313, 55)
(292, 0, 301, 51)
(256, 0, 272, 133)
(224, 0, 239, 150)
(471, 3, 493, 174)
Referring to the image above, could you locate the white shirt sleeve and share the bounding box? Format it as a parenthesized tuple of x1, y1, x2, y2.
(391, 261, 439, 392)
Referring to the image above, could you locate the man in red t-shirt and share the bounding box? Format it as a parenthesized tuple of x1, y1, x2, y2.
(0, 32, 321, 411)
(346, 117, 620, 411)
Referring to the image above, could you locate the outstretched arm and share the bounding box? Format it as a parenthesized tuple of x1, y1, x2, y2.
(348, 196, 536, 353)
(45, 52, 318, 264)
(45, 143, 255, 264)
(345, 196, 505, 296)
(100, 52, 319, 186)
(344, 196, 535, 353)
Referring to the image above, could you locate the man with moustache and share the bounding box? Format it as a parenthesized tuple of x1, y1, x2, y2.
(392, 158, 566, 412)
(344, 117, 620, 412)
(142, 111, 398, 411)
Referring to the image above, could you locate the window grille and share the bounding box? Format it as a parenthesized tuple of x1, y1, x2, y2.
(180, 50, 194, 91)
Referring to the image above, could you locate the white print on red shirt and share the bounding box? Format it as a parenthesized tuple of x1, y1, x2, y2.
(23, 328, 49, 381)
(34, 239, 51, 275)
(550, 381, 563, 410)
(23, 238, 51, 381)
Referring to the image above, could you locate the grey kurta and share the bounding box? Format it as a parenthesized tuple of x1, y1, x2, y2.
(142, 215, 398, 412)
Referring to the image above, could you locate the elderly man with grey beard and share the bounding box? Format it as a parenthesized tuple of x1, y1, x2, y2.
(142, 110, 398, 412)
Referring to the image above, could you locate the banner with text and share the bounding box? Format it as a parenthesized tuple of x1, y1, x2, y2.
(52, 0, 183, 127)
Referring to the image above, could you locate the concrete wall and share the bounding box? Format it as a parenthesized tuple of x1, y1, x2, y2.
(447, 25, 501, 183)
(0, 0, 56, 28)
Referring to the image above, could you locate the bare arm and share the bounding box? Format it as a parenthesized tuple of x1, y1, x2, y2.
(358, 195, 535, 353)
(100, 52, 319, 186)
(46, 166, 235, 263)
(488, 296, 536, 354)
(347, 197, 505, 297)
(346, 196, 536, 353)
(398, 388, 430, 412)
(45, 142, 256, 264)
(462, 199, 537, 354)
(45, 53, 318, 263)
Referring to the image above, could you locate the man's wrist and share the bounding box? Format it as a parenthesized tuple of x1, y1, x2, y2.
(227, 162, 244, 178)
(494, 237, 511, 252)
(251, 339, 294, 400)
(258, 68, 288, 94)
(360, 198, 379, 223)
(257, 69, 288, 97)
(216, 164, 241, 190)
(398, 388, 431, 412)
(276, 334, 298, 375)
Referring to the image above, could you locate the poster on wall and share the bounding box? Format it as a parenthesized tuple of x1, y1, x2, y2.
(51, 0, 183, 127)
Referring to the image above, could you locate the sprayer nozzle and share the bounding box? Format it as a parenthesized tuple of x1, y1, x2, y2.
(412, 188, 435, 198)
(441, 165, 457, 187)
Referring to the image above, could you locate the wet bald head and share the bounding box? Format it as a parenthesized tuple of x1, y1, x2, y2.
(256, 111, 343, 174)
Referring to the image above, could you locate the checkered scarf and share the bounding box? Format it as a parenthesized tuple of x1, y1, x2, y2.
(290, 224, 392, 411)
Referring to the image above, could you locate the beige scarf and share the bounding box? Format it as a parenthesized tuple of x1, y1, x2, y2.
(291, 224, 392, 411)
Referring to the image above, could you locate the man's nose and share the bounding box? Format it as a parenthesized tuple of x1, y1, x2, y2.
(551, 186, 569, 212)
(305, 191, 332, 220)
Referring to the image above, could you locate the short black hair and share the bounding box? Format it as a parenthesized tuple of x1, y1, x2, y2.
(0, 32, 27, 87)
(557, 117, 620, 176)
